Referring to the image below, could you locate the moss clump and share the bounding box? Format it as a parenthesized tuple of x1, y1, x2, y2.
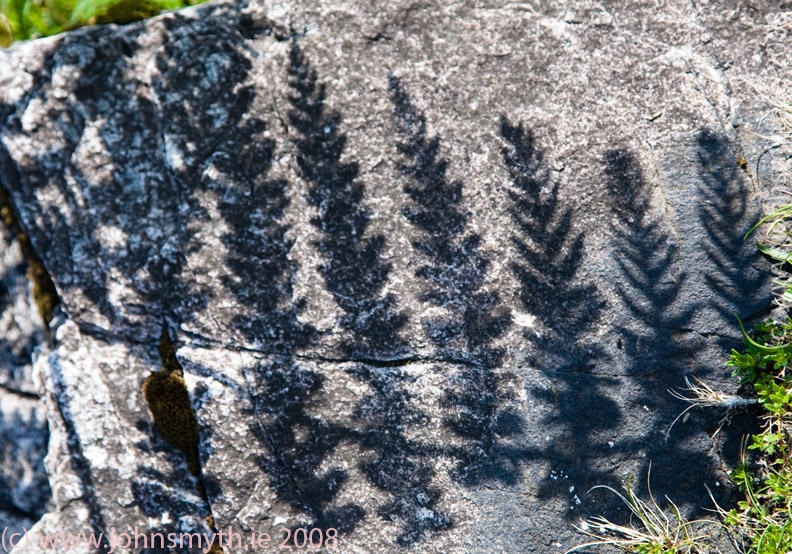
(91, 0, 162, 25)
(0, 187, 59, 330)
(1, 0, 205, 46)
(204, 516, 224, 554)
(737, 155, 753, 178)
(142, 326, 201, 476)
(144, 328, 221, 551)
(27, 257, 58, 325)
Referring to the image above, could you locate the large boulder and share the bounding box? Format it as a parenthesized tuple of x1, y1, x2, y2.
(1, 1, 791, 551)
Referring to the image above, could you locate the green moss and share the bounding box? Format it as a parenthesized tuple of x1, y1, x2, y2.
(144, 328, 223, 551)
(28, 257, 58, 326)
(143, 326, 201, 477)
(91, 0, 162, 25)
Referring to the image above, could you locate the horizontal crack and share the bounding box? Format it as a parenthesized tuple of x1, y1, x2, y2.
(0, 382, 40, 399)
(74, 322, 494, 370)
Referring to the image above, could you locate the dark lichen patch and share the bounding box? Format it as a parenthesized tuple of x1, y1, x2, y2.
(143, 326, 201, 477)
(0, 182, 58, 330)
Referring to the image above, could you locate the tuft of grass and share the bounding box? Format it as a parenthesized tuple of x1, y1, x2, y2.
(666, 376, 756, 440)
(0, 0, 206, 45)
(567, 471, 715, 554)
(711, 453, 792, 554)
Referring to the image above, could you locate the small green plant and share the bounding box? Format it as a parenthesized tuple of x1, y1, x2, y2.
(0, 0, 205, 46)
(715, 317, 792, 554)
(728, 317, 792, 383)
(567, 472, 714, 554)
(715, 166, 792, 552)
(714, 450, 792, 554)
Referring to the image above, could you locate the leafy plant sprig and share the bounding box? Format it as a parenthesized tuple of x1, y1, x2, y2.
(1, 0, 204, 46)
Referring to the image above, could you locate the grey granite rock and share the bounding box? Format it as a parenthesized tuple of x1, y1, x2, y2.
(0, 227, 44, 395)
(0, 227, 50, 537)
(1, 1, 792, 552)
(0, 388, 50, 538)
(13, 316, 214, 554)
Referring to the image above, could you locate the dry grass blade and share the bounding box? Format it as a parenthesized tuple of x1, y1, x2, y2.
(567, 471, 715, 554)
(666, 377, 756, 440)
(568, 517, 670, 553)
(670, 377, 755, 410)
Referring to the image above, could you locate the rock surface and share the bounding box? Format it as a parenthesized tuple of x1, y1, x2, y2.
(28, 317, 213, 554)
(0, 227, 51, 537)
(1, 1, 792, 552)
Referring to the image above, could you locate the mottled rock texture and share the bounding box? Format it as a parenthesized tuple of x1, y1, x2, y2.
(0, 226, 51, 537)
(1, 1, 792, 552)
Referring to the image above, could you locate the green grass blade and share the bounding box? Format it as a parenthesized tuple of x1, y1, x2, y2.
(736, 314, 792, 353)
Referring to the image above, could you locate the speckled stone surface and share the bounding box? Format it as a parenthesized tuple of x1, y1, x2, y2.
(0, 227, 50, 537)
(1, 1, 791, 552)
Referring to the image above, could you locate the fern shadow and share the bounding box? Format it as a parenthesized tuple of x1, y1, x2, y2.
(601, 146, 745, 517)
(287, 44, 451, 545)
(499, 116, 618, 512)
(694, 129, 773, 328)
(390, 80, 530, 495)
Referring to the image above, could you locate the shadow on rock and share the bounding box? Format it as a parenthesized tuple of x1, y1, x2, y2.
(287, 44, 449, 545)
(695, 129, 772, 326)
(499, 116, 618, 513)
(600, 144, 750, 518)
(390, 79, 529, 495)
(132, 420, 213, 554)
